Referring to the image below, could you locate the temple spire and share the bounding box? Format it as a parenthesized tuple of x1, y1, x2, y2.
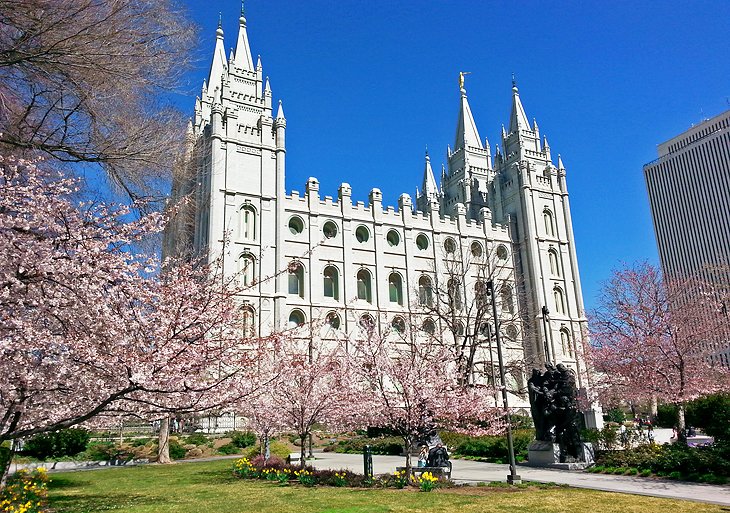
(421, 151, 438, 198)
(508, 79, 530, 134)
(207, 15, 227, 99)
(454, 73, 482, 151)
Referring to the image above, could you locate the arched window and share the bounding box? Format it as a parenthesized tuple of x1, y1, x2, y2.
(501, 285, 514, 314)
(288, 261, 304, 298)
(323, 265, 339, 301)
(288, 309, 306, 329)
(554, 287, 565, 315)
(548, 249, 560, 276)
(389, 272, 403, 305)
(471, 241, 483, 258)
(356, 269, 372, 303)
(561, 329, 573, 358)
(448, 278, 462, 310)
(505, 324, 518, 342)
(544, 209, 555, 237)
(242, 305, 255, 337)
(454, 321, 464, 337)
(240, 205, 256, 240)
(418, 276, 433, 307)
(239, 254, 255, 287)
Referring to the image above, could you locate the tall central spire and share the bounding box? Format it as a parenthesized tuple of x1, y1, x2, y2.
(233, 1, 254, 70)
(454, 74, 482, 151)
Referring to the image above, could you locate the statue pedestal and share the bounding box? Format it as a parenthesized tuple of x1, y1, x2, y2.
(526, 440, 594, 470)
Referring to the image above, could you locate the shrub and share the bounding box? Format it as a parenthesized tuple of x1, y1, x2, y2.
(668, 471, 682, 480)
(229, 431, 257, 448)
(217, 443, 241, 455)
(655, 404, 679, 428)
(129, 438, 152, 447)
(334, 436, 403, 455)
(0, 467, 48, 513)
(686, 393, 730, 442)
(184, 433, 210, 446)
(23, 428, 91, 460)
(452, 430, 533, 462)
(168, 439, 187, 460)
(605, 408, 626, 424)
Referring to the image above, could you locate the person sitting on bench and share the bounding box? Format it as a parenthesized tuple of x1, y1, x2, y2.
(427, 443, 449, 468)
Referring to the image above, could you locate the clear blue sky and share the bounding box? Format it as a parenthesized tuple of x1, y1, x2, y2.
(178, 0, 730, 310)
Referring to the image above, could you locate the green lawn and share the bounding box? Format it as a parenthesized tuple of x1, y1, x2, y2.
(47, 459, 726, 513)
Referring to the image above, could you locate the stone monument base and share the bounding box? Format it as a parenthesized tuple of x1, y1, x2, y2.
(526, 440, 594, 469)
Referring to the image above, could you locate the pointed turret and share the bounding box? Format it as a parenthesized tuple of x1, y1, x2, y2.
(508, 81, 530, 134)
(421, 152, 438, 198)
(207, 15, 227, 98)
(256, 55, 262, 70)
(276, 100, 285, 121)
(454, 81, 483, 151)
(543, 136, 551, 160)
(233, 2, 254, 70)
(557, 154, 565, 170)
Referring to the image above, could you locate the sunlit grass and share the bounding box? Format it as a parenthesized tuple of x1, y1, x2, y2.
(47, 459, 725, 513)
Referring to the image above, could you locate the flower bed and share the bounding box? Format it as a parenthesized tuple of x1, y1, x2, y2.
(0, 467, 49, 513)
(232, 456, 447, 491)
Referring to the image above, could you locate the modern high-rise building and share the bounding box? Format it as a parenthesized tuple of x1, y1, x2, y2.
(644, 110, 730, 280)
(169, 8, 601, 424)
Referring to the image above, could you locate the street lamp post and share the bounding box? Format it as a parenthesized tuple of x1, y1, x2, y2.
(487, 280, 521, 485)
(541, 305, 551, 364)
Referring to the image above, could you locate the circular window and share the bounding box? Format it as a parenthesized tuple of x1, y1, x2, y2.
(496, 245, 509, 261)
(386, 230, 400, 247)
(505, 325, 518, 341)
(288, 216, 304, 235)
(444, 238, 456, 254)
(325, 311, 341, 330)
(323, 221, 338, 239)
(422, 318, 436, 335)
(355, 225, 370, 243)
(288, 309, 306, 328)
(471, 241, 483, 258)
(416, 234, 429, 251)
(358, 314, 375, 331)
(391, 316, 406, 333)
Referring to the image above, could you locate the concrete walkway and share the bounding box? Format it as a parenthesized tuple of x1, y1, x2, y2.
(312, 452, 730, 506)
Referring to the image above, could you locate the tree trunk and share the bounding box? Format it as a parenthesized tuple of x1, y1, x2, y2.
(300, 434, 307, 468)
(650, 395, 658, 419)
(0, 445, 12, 488)
(157, 416, 172, 464)
(677, 403, 686, 432)
(403, 437, 412, 479)
(264, 433, 270, 462)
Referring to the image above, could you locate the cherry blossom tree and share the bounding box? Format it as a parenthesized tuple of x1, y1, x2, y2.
(268, 338, 356, 467)
(588, 262, 730, 430)
(349, 330, 505, 475)
(0, 156, 259, 473)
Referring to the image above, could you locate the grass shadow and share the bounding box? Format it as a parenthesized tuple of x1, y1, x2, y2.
(49, 493, 158, 513)
(47, 476, 89, 490)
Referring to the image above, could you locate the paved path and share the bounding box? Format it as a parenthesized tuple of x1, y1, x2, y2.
(312, 452, 730, 506)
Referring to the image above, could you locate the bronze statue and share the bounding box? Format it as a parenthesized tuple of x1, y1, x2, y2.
(527, 363, 583, 461)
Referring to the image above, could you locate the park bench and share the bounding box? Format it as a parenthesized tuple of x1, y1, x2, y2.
(396, 462, 452, 480)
